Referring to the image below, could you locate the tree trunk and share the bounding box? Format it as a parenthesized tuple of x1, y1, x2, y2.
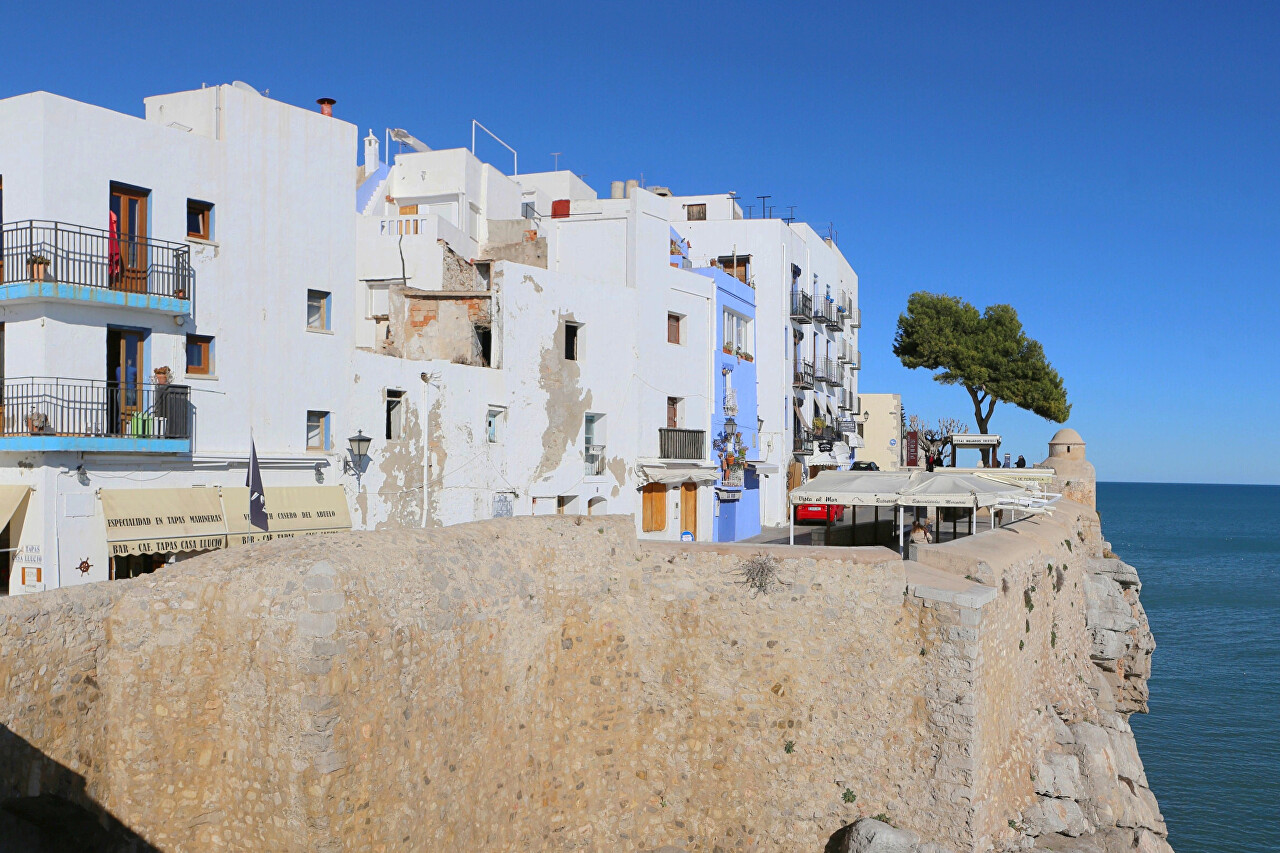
(967, 385, 998, 466)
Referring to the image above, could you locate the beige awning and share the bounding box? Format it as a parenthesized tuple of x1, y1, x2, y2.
(222, 486, 352, 545)
(100, 487, 229, 556)
(638, 463, 719, 486)
(0, 485, 31, 532)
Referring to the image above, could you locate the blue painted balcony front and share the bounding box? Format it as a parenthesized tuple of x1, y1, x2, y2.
(0, 220, 193, 313)
(0, 377, 191, 453)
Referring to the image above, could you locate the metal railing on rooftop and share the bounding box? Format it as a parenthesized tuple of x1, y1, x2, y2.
(0, 220, 193, 299)
(1, 377, 191, 440)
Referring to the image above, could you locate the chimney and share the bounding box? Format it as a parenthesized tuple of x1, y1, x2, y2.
(364, 129, 380, 171)
(316, 97, 336, 117)
(610, 181, 625, 200)
(624, 179, 639, 198)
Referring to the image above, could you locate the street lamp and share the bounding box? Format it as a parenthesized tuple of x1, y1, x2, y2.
(346, 430, 371, 484)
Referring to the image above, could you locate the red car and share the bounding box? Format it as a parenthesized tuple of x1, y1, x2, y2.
(795, 503, 845, 523)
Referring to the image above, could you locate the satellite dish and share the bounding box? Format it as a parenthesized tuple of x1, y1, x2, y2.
(231, 81, 262, 96)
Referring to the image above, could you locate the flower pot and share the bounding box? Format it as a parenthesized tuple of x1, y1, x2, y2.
(27, 261, 50, 282)
(26, 412, 49, 435)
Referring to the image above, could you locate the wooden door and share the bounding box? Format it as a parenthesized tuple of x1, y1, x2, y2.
(110, 185, 149, 293)
(107, 329, 145, 435)
(680, 481, 698, 540)
(666, 397, 678, 429)
(641, 483, 666, 532)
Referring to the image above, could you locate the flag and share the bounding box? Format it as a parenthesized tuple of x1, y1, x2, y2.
(247, 436, 268, 531)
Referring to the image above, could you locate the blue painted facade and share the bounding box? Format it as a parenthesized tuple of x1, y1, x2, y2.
(0, 435, 189, 453)
(0, 280, 190, 314)
(697, 260, 761, 542)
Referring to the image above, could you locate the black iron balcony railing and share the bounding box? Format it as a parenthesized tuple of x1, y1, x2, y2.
(793, 429, 814, 455)
(847, 308, 861, 329)
(824, 303, 843, 331)
(658, 428, 705, 460)
(789, 289, 812, 323)
(1, 220, 194, 300)
(792, 359, 814, 388)
(814, 357, 831, 384)
(811, 298, 832, 325)
(1, 377, 191, 440)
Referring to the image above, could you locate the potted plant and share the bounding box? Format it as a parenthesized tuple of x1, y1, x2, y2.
(813, 416, 827, 432)
(27, 254, 51, 282)
(153, 366, 172, 386)
(174, 287, 187, 299)
(722, 343, 734, 355)
(25, 410, 49, 435)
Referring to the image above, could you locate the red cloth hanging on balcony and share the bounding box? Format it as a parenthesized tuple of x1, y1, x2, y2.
(108, 210, 121, 278)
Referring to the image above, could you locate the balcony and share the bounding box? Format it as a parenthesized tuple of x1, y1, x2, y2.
(813, 357, 830, 384)
(585, 444, 606, 476)
(789, 290, 813, 323)
(837, 340, 853, 364)
(792, 359, 814, 389)
(793, 429, 814, 455)
(850, 350, 862, 370)
(847, 307, 861, 329)
(0, 220, 193, 313)
(658, 428, 705, 461)
(823, 300, 843, 331)
(0, 377, 191, 453)
(811, 298, 832, 325)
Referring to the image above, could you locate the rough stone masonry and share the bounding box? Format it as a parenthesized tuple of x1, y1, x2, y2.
(0, 472, 1168, 851)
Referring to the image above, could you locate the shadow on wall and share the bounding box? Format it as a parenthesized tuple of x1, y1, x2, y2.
(0, 724, 157, 853)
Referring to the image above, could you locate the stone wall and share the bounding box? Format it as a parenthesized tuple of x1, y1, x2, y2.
(0, 494, 1167, 851)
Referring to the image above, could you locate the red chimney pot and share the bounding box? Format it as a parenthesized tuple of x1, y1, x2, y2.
(316, 98, 336, 117)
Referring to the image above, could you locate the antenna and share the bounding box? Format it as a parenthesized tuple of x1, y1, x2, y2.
(785, 205, 797, 224)
(745, 204, 755, 219)
(551, 152, 562, 170)
(757, 195, 771, 219)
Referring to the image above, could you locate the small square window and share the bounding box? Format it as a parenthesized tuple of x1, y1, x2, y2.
(667, 312, 682, 345)
(307, 290, 331, 331)
(307, 410, 330, 451)
(185, 334, 213, 375)
(564, 322, 580, 361)
(686, 203, 706, 221)
(385, 389, 405, 440)
(487, 407, 503, 443)
(187, 200, 212, 240)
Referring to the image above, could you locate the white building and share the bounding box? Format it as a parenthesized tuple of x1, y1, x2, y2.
(347, 141, 721, 541)
(0, 84, 360, 593)
(664, 191, 862, 526)
(0, 84, 864, 595)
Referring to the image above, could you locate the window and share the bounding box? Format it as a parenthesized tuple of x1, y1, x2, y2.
(686, 203, 707, 221)
(521, 200, 538, 220)
(186, 200, 213, 240)
(564, 322, 580, 360)
(307, 410, 330, 451)
(667, 397, 680, 429)
(486, 407, 503, 443)
(667, 312, 683, 345)
(385, 389, 405, 440)
(722, 309, 751, 357)
(476, 261, 492, 289)
(474, 324, 492, 366)
(307, 290, 331, 331)
(584, 413, 604, 475)
(642, 483, 667, 532)
(185, 334, 213, 375)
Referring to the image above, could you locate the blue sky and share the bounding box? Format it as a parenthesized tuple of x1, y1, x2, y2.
(4, 1, 1277, 483)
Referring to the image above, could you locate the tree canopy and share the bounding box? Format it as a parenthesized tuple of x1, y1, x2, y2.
(894, 292, 1070, 436)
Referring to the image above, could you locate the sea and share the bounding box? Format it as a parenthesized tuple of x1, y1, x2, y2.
(1098, 483, 1280, 853)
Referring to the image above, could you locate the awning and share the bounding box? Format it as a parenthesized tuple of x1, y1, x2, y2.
(845, 433, 865, 449)
(100, 487, 229, 556)
(222, 486, 352, 544)
(897, 472, 1025, 508)
(638, 462, 719, 486)
(747, 461, 779, 474)
(0, 485, 31, 532)
(790, 471, 912, 506)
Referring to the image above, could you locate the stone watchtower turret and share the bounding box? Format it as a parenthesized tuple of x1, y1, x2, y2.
(1040, 427, 1095, 509)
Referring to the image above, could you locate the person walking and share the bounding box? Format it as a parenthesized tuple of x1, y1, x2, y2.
(910, 520, 932, 545)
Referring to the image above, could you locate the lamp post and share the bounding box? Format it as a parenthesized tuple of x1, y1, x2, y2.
(347, 430, 371, 485)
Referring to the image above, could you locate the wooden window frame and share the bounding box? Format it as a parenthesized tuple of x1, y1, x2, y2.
(385, 389, 405, 440)
(186, 199, 213, 240)
(667, 312, 682, 345)
(306, 410, 330, 451)
(686, 203, 707, 221)
(185, 334, 213, 376)
(307, 289, 331, 331)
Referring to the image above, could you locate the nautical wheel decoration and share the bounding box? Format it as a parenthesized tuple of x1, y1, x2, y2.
(76, 558, 92, 575)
